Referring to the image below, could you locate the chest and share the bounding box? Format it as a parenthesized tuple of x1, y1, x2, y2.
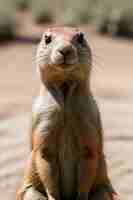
(34, 94, 99, 159)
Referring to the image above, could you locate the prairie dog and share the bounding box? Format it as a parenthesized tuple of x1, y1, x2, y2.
(17, 27, 120, 200)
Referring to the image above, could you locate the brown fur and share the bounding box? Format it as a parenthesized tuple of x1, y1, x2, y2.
(17, 27, 120, 200)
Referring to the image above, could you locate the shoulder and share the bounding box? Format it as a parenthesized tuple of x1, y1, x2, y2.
(32, 92, 59, 114)
(87, 93, 102, 126)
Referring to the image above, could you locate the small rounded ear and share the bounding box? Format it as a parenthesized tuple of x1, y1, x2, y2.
(77, 32, 85, 44)
(41, 31, 53, 46)
(42, 29, 51, 40)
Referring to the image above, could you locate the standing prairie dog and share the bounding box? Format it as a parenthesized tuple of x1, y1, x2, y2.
(17, 27, 120, 200)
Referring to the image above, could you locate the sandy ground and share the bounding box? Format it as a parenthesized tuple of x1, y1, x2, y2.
(0, 22, 133, 199)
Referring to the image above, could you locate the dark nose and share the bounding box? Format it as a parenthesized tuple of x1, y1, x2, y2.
(59, 45, 75, 59)
(51, 42, 78, 65)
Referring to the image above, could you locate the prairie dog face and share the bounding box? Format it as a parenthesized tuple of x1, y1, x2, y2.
(36, 27, 92, 85)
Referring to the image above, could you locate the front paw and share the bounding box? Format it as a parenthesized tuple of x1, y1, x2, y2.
(89, 189, 120, 200)
(111, 193, 121, 200)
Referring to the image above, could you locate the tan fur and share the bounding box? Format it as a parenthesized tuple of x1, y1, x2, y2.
(17, 27, 120, 200)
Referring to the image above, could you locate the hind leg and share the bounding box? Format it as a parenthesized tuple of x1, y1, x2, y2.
(17, 187, 47, 200)
(17, 151, 60, 200)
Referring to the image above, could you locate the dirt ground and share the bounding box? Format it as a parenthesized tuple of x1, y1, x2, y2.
(0, 20, 133, 200)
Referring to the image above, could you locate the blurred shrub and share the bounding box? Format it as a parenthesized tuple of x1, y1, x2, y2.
(117, 9, 133, 37)
(96, 8, 121, 35)
(96, 1, 133, 37)
(15, 0, 30, 11)
(0, 2, 16, 42)
(0, 0, 132, 40)
(31, 0, 54, 24)
(58, 0, 98, 25)
(29, 0, 133, 39)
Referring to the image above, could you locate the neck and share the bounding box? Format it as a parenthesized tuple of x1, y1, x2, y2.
(40, 80, 90, 107)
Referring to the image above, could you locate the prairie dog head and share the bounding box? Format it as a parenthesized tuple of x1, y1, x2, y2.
(36, 27, 92, 86)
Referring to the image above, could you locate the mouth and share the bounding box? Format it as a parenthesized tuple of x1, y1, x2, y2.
(51, 63, 78, 72)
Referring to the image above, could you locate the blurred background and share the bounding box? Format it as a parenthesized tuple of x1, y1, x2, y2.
(0, 0, 133, 199)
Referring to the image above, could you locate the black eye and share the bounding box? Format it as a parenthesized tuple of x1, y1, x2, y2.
(44, 34, 52, 45)
(77, 32, 84, 44)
